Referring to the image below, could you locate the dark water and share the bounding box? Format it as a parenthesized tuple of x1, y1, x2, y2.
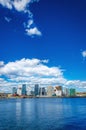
(0, 98, 86, 130)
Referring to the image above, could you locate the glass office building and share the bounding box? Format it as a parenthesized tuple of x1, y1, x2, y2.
(34, 84, 39, 96)
(22, 84, 27, 95)
(12, 87, 17, 95)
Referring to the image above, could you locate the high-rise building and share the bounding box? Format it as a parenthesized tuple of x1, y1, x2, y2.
(17, 87, 22, 96)
(39, 87, 46, 96)
(54, 86, 62, 96)
(12, 87, 17, 95)
(69, 88, 76, 96)
(47, 86, 54, 97)
(22, 84, 27, 95)
(63, 88, 69, 96)
(17, 84, 22, 96)
(34, 84, 39, 96)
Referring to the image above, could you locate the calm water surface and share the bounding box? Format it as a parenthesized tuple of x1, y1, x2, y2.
(0, 98, 86, 130)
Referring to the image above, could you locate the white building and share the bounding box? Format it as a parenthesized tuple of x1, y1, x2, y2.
(55, 90, 62, 96)
(47, 86, 54, 97)
(17, 85, 22, 96)
(63, 88, 69, 96)
(54, 86, 62, 96)
(27, 87, 32, 96)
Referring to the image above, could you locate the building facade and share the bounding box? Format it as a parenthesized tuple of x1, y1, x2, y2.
(47, 86, 54, 97)
(17, 87, 22, 96)
(39, 87, 46, 96)
(63, 88, 69, 96)
(69, 88, 76, 96)
(22, 84, 27, 95)
(34, 84, 39, 96)
(12, 87, 17, 95)
(54, 86, 62, 96)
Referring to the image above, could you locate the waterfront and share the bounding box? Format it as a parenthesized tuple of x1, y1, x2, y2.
(0, 98, 86, 130)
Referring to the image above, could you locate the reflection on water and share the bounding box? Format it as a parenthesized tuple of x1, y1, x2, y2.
(0, 98, 86, 130)
(16, 100, 22, 121)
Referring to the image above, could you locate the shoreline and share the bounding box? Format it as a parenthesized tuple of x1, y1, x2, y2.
(1, 96, 86, 99)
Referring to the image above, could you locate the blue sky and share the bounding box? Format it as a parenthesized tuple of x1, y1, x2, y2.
(0, 0, 86, 92)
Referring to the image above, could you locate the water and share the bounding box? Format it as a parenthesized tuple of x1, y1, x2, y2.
(0, 98, 86, 130)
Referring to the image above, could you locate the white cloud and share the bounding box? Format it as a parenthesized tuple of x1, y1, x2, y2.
(27, 19, 33, 28)
(0, 58, 86, 92)
(13, 0, 31, 12)
(65, 80, 86, 88)
(0, 0, 12, 9)
(0, 0, 31, 11)
(0, 58, 66, 92)
(41, 59, 49, 63)
(0, 0, 42, 37)
(0, 61, 4, 67)
(25, 19, 41, 36)
(81, 50, 86, 58)
(0, 58, 63, 77)
(26, 27, 42, 36)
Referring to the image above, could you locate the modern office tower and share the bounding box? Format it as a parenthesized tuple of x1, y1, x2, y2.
(27, 86, 34, 96)
(12, 87, 17, 95)
(47, 86, 54, 97)
(64, 88, 69, 96)
(34, 84, 39, 96)
(69, 88, 76, 96)
(22, 84, 27, 95)
(39, 87, 46, 96)
(17, 87, 22, 96)
(27, 88, 30, 96)
(42, 87, 46, 96)
(54, 86, 62, 96)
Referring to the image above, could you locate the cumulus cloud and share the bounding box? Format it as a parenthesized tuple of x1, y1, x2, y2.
(0, 58, 66, 92)
(26, 19, 34, 28)
(0, 0, 42, 36)
(81, 50, 86, 58)
(25, 19, 41, 36)
(0, 0, 31, 11)
(0, 61, 4, 67)
(13, 0, 31, 12)
(0, 58, 86, 92)
(0, 58, 63, 77)
(0, 0, 12, 9)
(26, 27, 42, 36)
(65, 80, 86, 88)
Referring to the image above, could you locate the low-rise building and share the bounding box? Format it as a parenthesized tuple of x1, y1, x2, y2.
(0, 93, 8, 98)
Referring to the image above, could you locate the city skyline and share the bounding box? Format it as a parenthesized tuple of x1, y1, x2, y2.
(12, 84, 76, 97)
(0, 0, 86, 93)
